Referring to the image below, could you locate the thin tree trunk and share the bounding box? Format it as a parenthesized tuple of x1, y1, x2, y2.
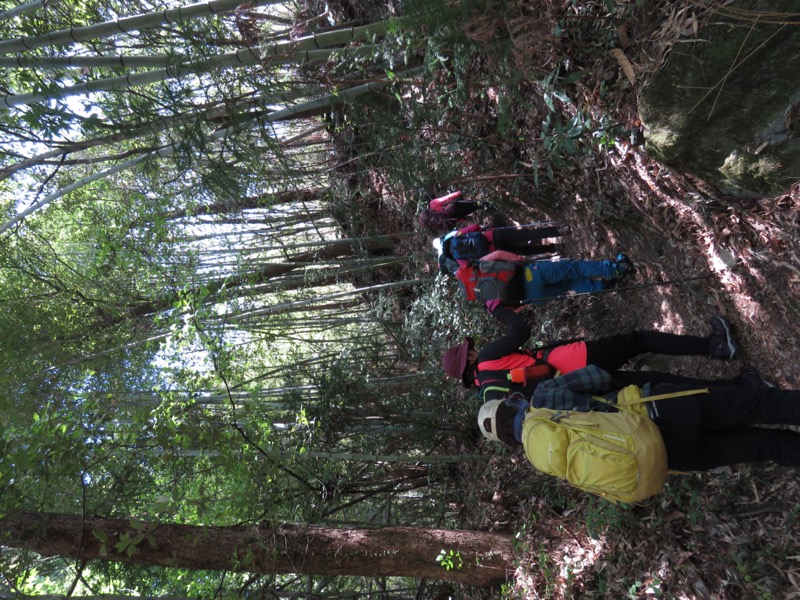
(0, 46, 374, 70)
(131, 448, 487, 464)
(122, 234, 404, 319)
(1, 511, 515, 587)
(0, 95, 299, 183)
(0, 0, 280, 56)
(0, 66, 425, 235)
(0, 0, 58, 21)
(134, 188, 328, 224)
(41, 280, 424, 372)
(0, 46, 379, 107)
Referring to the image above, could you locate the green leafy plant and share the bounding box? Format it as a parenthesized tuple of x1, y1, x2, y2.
(537, 70, 596, 174)
(436, 548, 463, 571)
(628, 576, 663, 598)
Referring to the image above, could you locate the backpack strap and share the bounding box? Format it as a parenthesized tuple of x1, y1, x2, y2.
(439, 231, 457, 260)
(482, 384, 511, 402)
(505, 393, 530, 443)
(645, 388, 710, 402)
(615, 384, 710, 408)
(591, 386, 711, 416)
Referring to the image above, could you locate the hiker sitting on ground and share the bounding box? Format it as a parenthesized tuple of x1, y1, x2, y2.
(451, 251, 637, 306)
(478, 363, 799, 472)
(442, 304, 759, 404)
(417, 190, 488, 233)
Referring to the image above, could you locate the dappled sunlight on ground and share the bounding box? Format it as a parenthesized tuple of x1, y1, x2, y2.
(656, 297, 686, 335)
(513, 527, 607, 599)
(618, 150, 800, 384)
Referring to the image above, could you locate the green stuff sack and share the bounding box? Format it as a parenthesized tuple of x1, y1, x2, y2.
(521, 401, 668, 504)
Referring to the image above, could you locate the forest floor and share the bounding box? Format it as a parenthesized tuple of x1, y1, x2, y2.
(329, 0, 800, 597)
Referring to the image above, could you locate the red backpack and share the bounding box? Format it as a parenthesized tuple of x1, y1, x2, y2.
(455, 260, 518, 301)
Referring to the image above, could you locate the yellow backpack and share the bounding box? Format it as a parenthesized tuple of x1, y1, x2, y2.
(521, 385, 707, 504)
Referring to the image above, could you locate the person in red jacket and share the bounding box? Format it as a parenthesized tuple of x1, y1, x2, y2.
(417, 190, 487, 233)
(442, 305, 755, 404)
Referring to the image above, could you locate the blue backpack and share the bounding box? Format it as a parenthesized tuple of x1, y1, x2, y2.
(447, 232, 490, 260)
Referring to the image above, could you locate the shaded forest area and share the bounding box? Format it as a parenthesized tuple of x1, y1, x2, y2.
(1, 0, 799, 598)
(327, 0, 800, 597)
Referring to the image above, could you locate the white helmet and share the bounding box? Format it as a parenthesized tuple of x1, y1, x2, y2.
(477, 400, 503, 442)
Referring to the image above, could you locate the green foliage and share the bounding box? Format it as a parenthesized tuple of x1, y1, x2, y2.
(537, 70, 596, 175)
(436, 548, 463, 571)
(0, 0, 582, 596)
(403, 277, 485, 359)
(583, 495, 635, 538)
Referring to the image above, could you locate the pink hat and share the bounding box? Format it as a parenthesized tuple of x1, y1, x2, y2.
(442, 339, 473, 382)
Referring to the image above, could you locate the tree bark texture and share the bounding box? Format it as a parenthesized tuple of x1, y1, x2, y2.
(0, 511, 515, 587)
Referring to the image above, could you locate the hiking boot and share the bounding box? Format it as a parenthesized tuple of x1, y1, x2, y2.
(708, 316, 738, 360)
(737, 364, 775, 388)
(629, 126, 645, 147)
(614, 253, 637, 277)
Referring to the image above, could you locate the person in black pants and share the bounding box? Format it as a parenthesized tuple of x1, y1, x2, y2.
(482, 365, 800, 471)
(442, 304, 750, 404)
(417, 190, 487, 233)
(645, 382, 800, 470)
(443, 223, 566, 260)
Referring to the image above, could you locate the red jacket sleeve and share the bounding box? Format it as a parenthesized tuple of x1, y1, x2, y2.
(457, 223, 481, 235)
(428, 190, 462, 211)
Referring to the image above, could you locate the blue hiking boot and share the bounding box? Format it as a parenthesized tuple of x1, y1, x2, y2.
(709, 316, 738, 360)
(614, 253, 637, 277)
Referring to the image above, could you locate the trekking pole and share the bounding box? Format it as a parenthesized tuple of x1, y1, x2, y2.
(516, 252, 560, 262)
(516, 273, 713, 306)
(489, 221, 564, 231)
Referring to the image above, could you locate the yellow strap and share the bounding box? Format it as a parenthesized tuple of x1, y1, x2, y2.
(641, 388, 710, 403)
(617, 387, 710, 407)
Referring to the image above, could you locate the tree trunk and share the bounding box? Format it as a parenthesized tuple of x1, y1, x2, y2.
(0, 0, 280, 56)
(124, 234, 406, 319)
(0, 66, 425, 235)
(0, 0, 52, 21)
(0, 45, 375, 70)
(0, 46, 379, 107)
(0, 511, 515, 587)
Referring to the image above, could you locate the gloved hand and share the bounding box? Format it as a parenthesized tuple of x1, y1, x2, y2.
(485, 299, 501, 314)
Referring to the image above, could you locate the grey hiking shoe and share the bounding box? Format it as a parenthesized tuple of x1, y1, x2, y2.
(738, 364, 775, 388)
(709, 316, 738, 360)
